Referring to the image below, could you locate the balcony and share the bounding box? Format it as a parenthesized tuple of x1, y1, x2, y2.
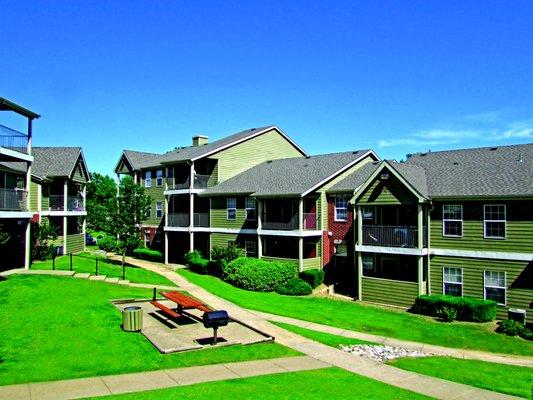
(167, 213, 209, 227)
(0, 188, 27, 211)
(48, 195, 85, 212)
(362, 225, 426, 248)
(262, 212, 319, 231)
(0, 125, 29, 154)
(303, 213, 319, 230)
(167, 174, 210, 190)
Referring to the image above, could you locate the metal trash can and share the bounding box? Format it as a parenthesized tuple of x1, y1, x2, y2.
(122, 306, 143, 332)
(508, 308, 526, 325)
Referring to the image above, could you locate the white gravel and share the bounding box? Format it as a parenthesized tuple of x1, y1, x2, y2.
(339, 344, 432, 362)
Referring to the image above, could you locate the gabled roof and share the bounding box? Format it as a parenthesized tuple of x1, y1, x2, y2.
(117, 150, 162, 171)
(31, 147, 89, 180)
(201, 150, 375, 197)
(405, 143, 533, 197)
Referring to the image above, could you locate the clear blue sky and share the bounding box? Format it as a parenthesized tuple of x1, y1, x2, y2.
(1, 1, 532, 175)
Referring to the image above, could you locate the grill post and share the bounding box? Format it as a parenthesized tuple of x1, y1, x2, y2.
(213, 327, 218, 345)
(95, 258, 98, 275)
(70, 254, 73, 271)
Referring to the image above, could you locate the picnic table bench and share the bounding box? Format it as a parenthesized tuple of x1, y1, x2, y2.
(151, 291, 211, 319)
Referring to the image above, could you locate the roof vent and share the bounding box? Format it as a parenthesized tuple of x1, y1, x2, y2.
(453, 162, 458, 165)
(420, 153, 427, 157)
(352, 151, 358, 154)
(380, 173, 389, 180)
(251, 128, 256, 131)
(266, 160, 272, 163)
(490, 147, 498, 151)
(192, 135, 209, 147)
(518, 153, 523, 163)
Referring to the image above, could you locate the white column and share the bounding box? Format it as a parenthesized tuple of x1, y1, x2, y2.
(417, 204, 424, 294)
(164, 231, 169, 264)
(298, 237, 303, 272)
(63, 180, 68, 254)
(356, 207, 363, 300)
(24, 221, 31, 270)
(82, 184, 87, 251)
(257, 200, 263, 258)
(426, 207, 431, 294)
(189, 162, 195, 252)
(298, 198, 303, 231)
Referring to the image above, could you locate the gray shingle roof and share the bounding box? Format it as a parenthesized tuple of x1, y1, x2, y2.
(329, 161, 429, 198)
(404, 143, 533, 197)
(201, 150, 373, 197)
(122, 150, 162, 170)
(31, 147, 84, 179)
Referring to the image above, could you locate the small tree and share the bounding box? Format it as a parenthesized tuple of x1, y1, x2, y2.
(86, 172, 117, 233)
(30, 221, 59, 261)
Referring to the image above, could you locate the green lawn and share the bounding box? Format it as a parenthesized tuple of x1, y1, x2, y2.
(177, 269, 533, 356)
(31, 252, 176, 286)
(86, 367, 431, 400)
(274, 321, 533, 398)
(0, 275, 299, 386)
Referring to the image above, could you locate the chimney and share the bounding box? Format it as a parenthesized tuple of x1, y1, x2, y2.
(192, 135, 209, 147)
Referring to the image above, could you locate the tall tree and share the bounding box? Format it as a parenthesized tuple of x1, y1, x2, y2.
(86, 173, 117, 233)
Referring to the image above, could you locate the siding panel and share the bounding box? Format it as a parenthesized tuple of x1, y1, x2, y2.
(362, 277, 419, 307)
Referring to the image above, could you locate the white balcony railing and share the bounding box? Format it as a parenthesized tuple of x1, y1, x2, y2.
(0, 188, 27, 211)
(167, 174, 210, 190)
(48, 195, 85, 211)
(362, 225, 426, 248)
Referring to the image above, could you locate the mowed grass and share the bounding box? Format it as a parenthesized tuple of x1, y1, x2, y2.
(85, 367, 431, 400)
(274, 321, 533, 398)
(0, 275, 299, 386)
(32, 252, 176, 286)
(177, 268, 533, 356)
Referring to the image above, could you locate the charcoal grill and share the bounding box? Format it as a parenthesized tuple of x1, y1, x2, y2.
(202, 310, 229, 345)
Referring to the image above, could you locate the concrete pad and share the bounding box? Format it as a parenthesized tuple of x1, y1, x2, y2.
(0, 268, 24, 277)
(102, 370, 176, 394)
(88, 275, 106, 281)
(29, 377, 110, 400)
(0, 383, 31, 400)
(421, 343, 464, 358)
(223, 359, 287, 378)
(105, 277, 120, 283)
(73, 273, 90, 279)
(23, 269, 75, 276)
(271, 356, 330, 372)
(118, 279, 130, 285)
(165, 364, 239, 385)
(304, 321, 346, 336)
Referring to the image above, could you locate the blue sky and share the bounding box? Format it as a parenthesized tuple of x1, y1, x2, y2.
(1, 1, 532, 175)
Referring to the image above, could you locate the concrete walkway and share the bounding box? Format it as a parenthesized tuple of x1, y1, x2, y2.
(0, 356, 328, 400)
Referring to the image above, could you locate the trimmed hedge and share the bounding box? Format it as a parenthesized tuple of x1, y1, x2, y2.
(222, 257, 298, 292)
(132, 247, 163, 262)
(276, 278, 313, 296)
(209, 245, 244, 276)
(299, 269, 325, 289)
(497, 320, 533, 341)
(184, 250, 209, 274)
(412, 295, 498, 322)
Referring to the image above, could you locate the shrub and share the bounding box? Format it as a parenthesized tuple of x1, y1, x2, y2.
(209, 245, 244, 276)
(222, 257, 298, 291)
(497, 319, 533, 340)
(299, 269, 325, 289)
(189, 257, 209, 274)
(184, 250, 203, 264)
(97, 235, 119, 252)
(132, 247, 163, 262)
(412, 295, 498, 323)
(437, 306, 458, 322)
(276, 278, 313, 296)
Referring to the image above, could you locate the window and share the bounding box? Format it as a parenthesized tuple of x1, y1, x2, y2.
(335, 196, 348, 221)
(442, 205, 462, 237)
(245, 241, 256, 257)
(156, 169, 163, 187)
(245, 198, 256, 220)
(484, 204, 506, 239)
(144, 171, 151, 188)
(362, 255, 374, 275)
(156, 202, 163, 218)
(144, 229, 151, 246)
(227, 198, 236, 220)
(362, 206, 374, 222)
(484, 270, 506, 305)
(443, 267, 462, 296)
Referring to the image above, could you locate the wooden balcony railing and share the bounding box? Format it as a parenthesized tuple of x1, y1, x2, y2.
(0, 188, 27, 211)
(362, 225, 427, 248)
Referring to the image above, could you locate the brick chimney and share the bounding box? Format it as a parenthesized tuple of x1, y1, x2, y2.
(192, 135, 209, 146)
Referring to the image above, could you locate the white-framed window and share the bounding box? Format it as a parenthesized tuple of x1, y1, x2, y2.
(156, 201, 163, 218)
(484, 270, 506, 305)
(442, 205, 462, 237)
(484, 204, 506, 239)
(156, 169, 163, 187)
(144, 171, 151, 188)
(443, 267, 462, 296)
(362, 206, 374, 222)
(144, 229, 151, 246)
(335, 196, 348, 221)
(245, 241, 256, 257)
(245, 198, 256, 220)
(362, 255, 374, 275)
(227, 198, 236, 220)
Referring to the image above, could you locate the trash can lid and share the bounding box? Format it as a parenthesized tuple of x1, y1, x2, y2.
(124, 306, 142, 311)
(508, 308, 526, 313)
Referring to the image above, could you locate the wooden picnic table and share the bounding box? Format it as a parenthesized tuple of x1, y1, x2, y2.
(160, 291, 212, 313)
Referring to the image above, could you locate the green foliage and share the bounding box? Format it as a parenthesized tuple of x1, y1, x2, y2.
(497, 319, 532, 340)
(184, 250, 209, 274)
(209, 245, 244, 276)
(437, 306, 458, 322)
(108, 176, 151, 255)
(132, 247, 163, 262)
(412, 295, 498, 322)
(86, 172, 117, 232)
(299, 269, 325, 289)
(0, 224, 10, 246)
(222, 257, 298, 291)
(184, 250, 204, 263)
(30, 221, 59, 261)
(276, 277, 313, 296)
(97, 234, 119, 252)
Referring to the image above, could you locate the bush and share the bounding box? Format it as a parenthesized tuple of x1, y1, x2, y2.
(437, 306, 458, 322)
(299, 269, 325, 289)
(412, 295, 498, 322)
(209, 245, 244, 276)
(97, 235, 119, 252)
(276, 278, 313, 296)
(189, 257, 209, 274)
(132, 247, 163, 262)
(184, 250, 203, 264)
(497, 319, 533, 340)
(222, 257, 298, 292)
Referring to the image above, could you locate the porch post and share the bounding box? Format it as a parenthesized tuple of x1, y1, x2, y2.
(257, 200, 263, 258)
(298, 237, 303, 272)
(164, 192, 169, 264)
(298, 198, 303, 231)
(63, 180, 68, 254)
(164, 231, 169, 264)
(356, 206, 363, 300)
(82, 184, 87, 251)
(189, 162, 194, 252)
(417, 204, 424, 295)
(24, 221, 31, 270)
(426, 206, 431, 294)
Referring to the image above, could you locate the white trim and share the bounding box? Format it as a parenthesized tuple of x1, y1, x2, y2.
(164, 188, 205, 195)
(210, 227, 257, 235)
(245, 197, 256, 221)
(301, 150, 379, 197)
(483, 270, 506, 306)
(226, 197, 236, 220)
(190, 125, 309, 161)
(155, 169, 163, 187)
(67, 149, 91, 183)
(430, 247, 532, 261)
(258, 228, 323, 237)
(156, 201, 163, 218)
(355, 244, 428, 256)
(442, 266, 463, 296)
(483, 204, 506, 239)
(40, 210, 87, 217)
(0, 147, 33, 162)
(442, 204, 463, 238)
(0, 211, 33, 219)
(144, 170, 151, 188)
(334, 195, 348, 221)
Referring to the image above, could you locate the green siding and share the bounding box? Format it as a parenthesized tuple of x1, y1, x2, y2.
(210, 197, 257, 230)
(65, 233, 84, 253)
(430, 255, 532, 323)
(209, 232, 257, 255)
(358, 171, 418, 205)
(72, 158, 88, 183)
(430, 200, 533, 253)
(141, 170, 165, 226)
(30, 180, 39, 212)
(210, 128, 305, 183)
(362, 277, 419, 307)
(207, 162, 219, 187)
(302, 257, 321, 270)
